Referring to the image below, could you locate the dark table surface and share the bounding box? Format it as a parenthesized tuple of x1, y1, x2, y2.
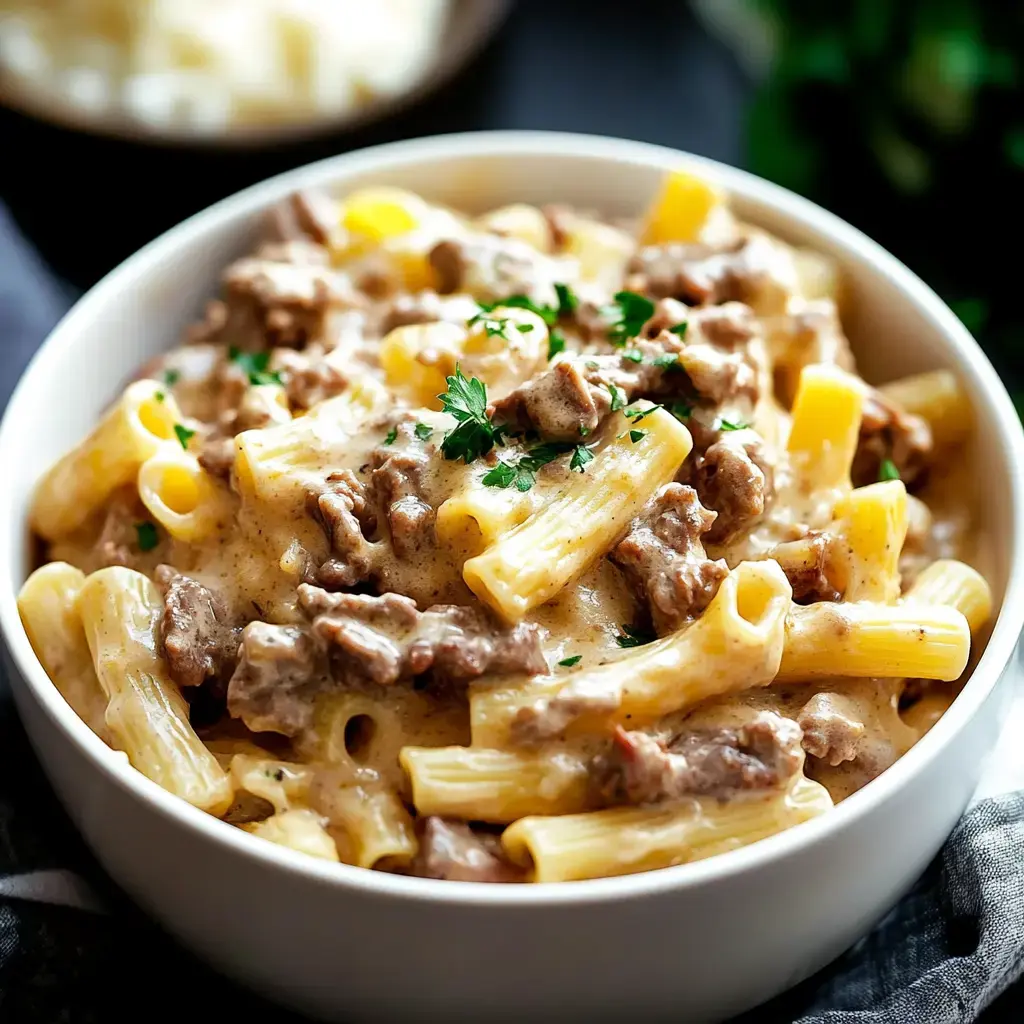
(0, 1, 1020, 1020)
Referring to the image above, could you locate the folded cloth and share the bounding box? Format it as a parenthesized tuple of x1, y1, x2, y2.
(0, 200, 1021, 1023)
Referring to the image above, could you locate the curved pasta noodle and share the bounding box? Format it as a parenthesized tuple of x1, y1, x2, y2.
(320, 784, 418, 870)
(401, 746, 592, 823)
(501, 776, 833, 883)
(31, 380, 184, 539)
(833, 480, 908, 602)
(243, 809, 340, 862)
(878, 370, 971, 450)
(464, 407, 693, 622)
(905, 559, 993, 638)
(17, 562, 112, 743)
(471, 561, 792, 746)
(137, 447, 232, 542)
(77, 567, 233, 815)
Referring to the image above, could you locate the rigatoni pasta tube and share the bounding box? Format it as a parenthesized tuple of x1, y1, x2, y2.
(833, 480, 908, 602)
(778, 601, 970, 683)
(244, 809, 339, 862)
(17, 562, 112, 743)
(471, 560, 792, 747)
(878, 370, 971, 449)
(464, 407, 693, 622)
(436, 470, 545, 551)
(502, 776, 832, 883)
(401, 746, 592, 823)
(137, 448, 232, 543)
(31, 380, 184, 539)
(321, 784, 418, 869)
(786, 364, 863, 491)
(78, 567, 233, 815)
(905, 559, 993, 637)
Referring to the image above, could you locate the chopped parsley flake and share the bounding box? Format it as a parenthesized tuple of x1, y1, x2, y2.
(669, 401, 693, 421)
(438, 366, 508, 464)
(603, 291, 656, 345)
(615, 624, 656, 648)
(135, 521, 159, 552)
(569, 444, 595, 472)
(383, 427, 398, 446)
(622, 349, 644, 364)
(472, 294, 558, 327)
(878, 458, 901, 482)
(669, 322, 689, 337)
(482, 441, 590, 493)
(475, 317, 513, 338)
(558, 655, 582, 668)
(414, 422, 434, 441)
(162, 368, 181, 386)
(718, 418, 751, 432)
(651, 352, 681, 370)
(516, 323, 534, 333)
(548, 329, 567, 360)
(629, 429, 647, 444)
(625, 403, 663, 424)
(229, 347, 283, 387)
(155, 391, 166, 403)
(173, 424, 195, 449)
(607, 383, 627, 413)
(555, 282, 579, 317)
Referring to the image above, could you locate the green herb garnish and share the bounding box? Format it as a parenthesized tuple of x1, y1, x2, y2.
(555, 283, 579, 317)
(438, 366, 508, 464)
(629, 429, 647, 444)
(383, 427, 398, 446)
(669, 401, 693, 422)
(878, 458, 901, 482)
(482, 442, 578, 492)
(548, 329, 567, 361)
(569, 444, 595, 472)
(516, 323, 534, 333)
(607, 383, 627, 413)
(173, 424, 195, 450)
(615, 624, 656, 648)
(669, 322, 689, 337)
(625, 403, 663, 424)
(718, 419, 751, 432)
(622, 349, 644, 364)
(558, 655, 582, 668)
(162, 369, 180, 386)
(229, 347, 283, 387)
(135, 522, 159, 552)
(155, 391, 166, 403)
(604, 291, 656, 345)
(652, 352, 681, 370)
(472, 294, 557, 327)
(414, 422, 434, 441)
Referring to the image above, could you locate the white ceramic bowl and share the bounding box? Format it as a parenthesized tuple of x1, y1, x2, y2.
(1, 132, 1022, 1023)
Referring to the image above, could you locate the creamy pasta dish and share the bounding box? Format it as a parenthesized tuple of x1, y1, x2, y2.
(20, 172, 992, 883)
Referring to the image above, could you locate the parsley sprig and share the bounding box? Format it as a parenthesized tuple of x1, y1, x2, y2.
(878, 458, 901, 482)
(471, 284, 580, 329)
(603, 291, 655, 345)
(482, 441, 595, 492)
(437, 367, 508, 464)
(229, 347, 283, 387)
(718, 418, 751, 432)
(135, 522, 159, 552)
(615, 624, 656, 648)
(173, 424, 195, 450)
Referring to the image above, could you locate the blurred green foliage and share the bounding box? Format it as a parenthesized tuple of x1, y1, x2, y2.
(744, 0, 1022, 401)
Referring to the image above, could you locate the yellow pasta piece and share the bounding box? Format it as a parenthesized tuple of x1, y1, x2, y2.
(779, 601, 970, 683)
(502, 776, 832, 883)
(243, 809, 339, 862)
(464, 407, 692, 621)
(235, 377, 389, 501)
(436, 468, 545, 552)
(31, 380, 183, 540)
(905, 559, 993, 637)
(137, 447, 232, 543)
(230, 755, 315, 813)
(321, 784, 418, 869)
(78, 567, 233, 815)
(471, 561, 792, 746)
(833, 480, 908, 602)
(878, 370, 972, 449)
(17, 562, 112, 743)
(641, 169, 725, 244)
(380, 308, 548, 409)
(475, 203, 552, 252)
(564, 217, 635, 283)
(786, 364, 864, 491)
(792, 247, 842, 303)
(401, 746, 592, 823)
(340, 186, 423, 247)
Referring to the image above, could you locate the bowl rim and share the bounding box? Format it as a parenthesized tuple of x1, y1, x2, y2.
(2, 129, 1022, 906)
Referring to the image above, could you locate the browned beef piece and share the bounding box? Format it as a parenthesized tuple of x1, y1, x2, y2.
(272, 347, 347, 410)
(266, 189, 337, 245)
(509, 676, 622, 747)
(306, 470, 379, 589)
(541, 203, 573, 251)
(489, 332, 686, 442)
(156, 567, 240, 690)
(625, 235, 777, 305)
(198, 435, 237, 480)
(592, 712, 803, 805)
(370, 423, 437, 559)
(428, 235, 558, 301)
(852, 388, 933, 490)
(691, 438, 773, 545)
(798, 692, 865, 765)
(297, 584, 547, 687)
(770, 533, 841, 604)
(411, 818, 523, 883)
(95, 486, 152, 569)
(226, 622, 327, 736)
(609, 484, 728, 635)
(680, 342, 759, 405)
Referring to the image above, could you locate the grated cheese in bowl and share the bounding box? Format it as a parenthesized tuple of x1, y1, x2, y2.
(0, 0, 454, 137)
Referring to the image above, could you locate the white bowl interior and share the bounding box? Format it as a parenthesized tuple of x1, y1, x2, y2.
(1, 132, 1022, 904)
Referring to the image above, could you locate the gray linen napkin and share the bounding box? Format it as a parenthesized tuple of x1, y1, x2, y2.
(1, 201, 1022, 1023)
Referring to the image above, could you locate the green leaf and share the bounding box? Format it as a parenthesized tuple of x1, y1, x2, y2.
(384, 427, 398, 446)
(229, 347, 283, 387)
(548, 329, 567, 360)
(516, 323, 534, 333)
(558, 655, 582, 668)
(555, 283, 579, 317)
(603, 291, 655, 345)
(607, 383, 627, 413)
(668, 322, 688, 337)
(173, 424, 195, 450)
(615, 624, 655, 649)
(414, 422, 434, 441)
(718, 419, 750, 432)
(669, 401, 692, 422)
(569, 445, 595, 472)
(482, 461, 517, 488)
(135, 522, 159, 552)
(155, 391, 166, 403)
(651, 353, 681, 370)
(629, 429, 647, 444)
(162, 368, 181, 386)
(438, 367, 506, 464)
(625, 403, 663, 424)
(878, 458, 901, 482)
(622, 349, 644, 364)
